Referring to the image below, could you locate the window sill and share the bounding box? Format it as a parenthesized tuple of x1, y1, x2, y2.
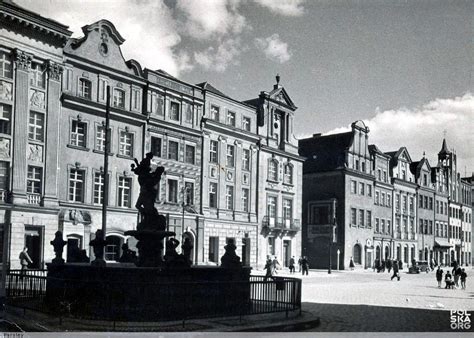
(116, 154, 134, 160)
(267, 179, 279, 184)
(67, 144, 90, 152)
(93, 149, 114, 156)
(282, 182, 294, 187)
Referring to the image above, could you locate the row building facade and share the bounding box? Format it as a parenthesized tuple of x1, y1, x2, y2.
(299, 121, 473, 270)
(0, 1, 302, 269)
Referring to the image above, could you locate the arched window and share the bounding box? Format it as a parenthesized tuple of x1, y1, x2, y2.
(353, 244, 362, 264)
(404, 245, 408, 263)
(283, 164, 293, 185)
(78, 78, 91, 99)
(384, 246, 390, 260)
(268, 159, 278, 181)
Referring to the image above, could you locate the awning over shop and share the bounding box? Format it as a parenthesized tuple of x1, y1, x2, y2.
(434, 240, 451, 249)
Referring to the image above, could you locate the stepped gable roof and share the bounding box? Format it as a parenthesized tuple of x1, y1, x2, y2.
(299, 132, 353, 172)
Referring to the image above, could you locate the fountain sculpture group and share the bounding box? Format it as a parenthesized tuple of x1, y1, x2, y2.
(45, 153, 249, 320)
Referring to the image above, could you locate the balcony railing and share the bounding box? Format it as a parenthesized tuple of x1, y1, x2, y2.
(262, 216, 300, 232)
(27, 193, 42, 205)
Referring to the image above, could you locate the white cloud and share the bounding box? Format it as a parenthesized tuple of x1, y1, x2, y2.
(194, 39, 243, 72)
(176, 0, 247, 40)
(15, 0, 189, 76)
(253, 0, 306, 16)
(325, 93, 474, 173)
(255, 34, 292, 63)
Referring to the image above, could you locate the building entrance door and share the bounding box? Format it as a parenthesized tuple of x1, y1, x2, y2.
(24, 226, 42, 269)
(241, 237, 251, 266)
(283, 240, 291, 267)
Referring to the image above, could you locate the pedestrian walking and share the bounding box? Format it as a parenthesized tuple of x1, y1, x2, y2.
(19, 247, 33, 279)
(272, 256, 280, 274)
(386, 259, 391, 273)
(289, 256, 295, 274)
(436, 266, 444, 288)
(298, 256, 303, 272)
(398, 260, 403, 270)
(301, 256, 309, 276)
(349, 257, 355, 270)
(460, 269, 467, 290)
(391, 260, 400, 281)
(264, 257, 273, 281)
(454, 266, 462, 288)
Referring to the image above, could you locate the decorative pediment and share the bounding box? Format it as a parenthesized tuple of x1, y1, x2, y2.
(396, 147, 412, 163)
(269, 87, 296, 109)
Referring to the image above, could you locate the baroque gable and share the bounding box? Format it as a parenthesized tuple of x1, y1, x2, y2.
(64, 19, 139, 75)
(268, 87, 296, 109)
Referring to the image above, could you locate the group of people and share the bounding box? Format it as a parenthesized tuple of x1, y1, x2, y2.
(436, 261, 468, 289)
(374, 259, 403, 274)
(264, 255, 310, 280)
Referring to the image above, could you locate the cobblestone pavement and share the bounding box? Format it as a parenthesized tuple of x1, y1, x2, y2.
(273, 267, 474, 332)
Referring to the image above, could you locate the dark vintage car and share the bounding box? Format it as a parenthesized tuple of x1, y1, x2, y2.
(408, 261, 430, 273)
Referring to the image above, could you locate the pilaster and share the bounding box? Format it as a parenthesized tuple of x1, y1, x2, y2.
(11, 49, 32, 204)
(43, 60, 63, 207)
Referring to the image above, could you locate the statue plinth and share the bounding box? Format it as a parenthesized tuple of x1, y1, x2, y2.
(125, 230, 175, 267)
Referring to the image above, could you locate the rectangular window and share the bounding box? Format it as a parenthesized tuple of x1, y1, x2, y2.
(242, 116, 251, 131)
(78, 79, 92, 99)
(387, 194, 391, 207)
(424, 196, 428, 210)
(168, 140, 179, 161)
(366, 211, 372, 228)
(242, 188, 249, 212)
(396, 194, 400, 211)
(99, 78, 108, 101)
(0, 161, 9, 191)
(267, 196, 277, 218)
(113, 88, 125, 108)
(225, 185, 234, 210)
(0, 104, 11, 135)
(209, 182, 218, 208)
(351, 180, 357, 194)
(436, 201, 440, 214)
(95, 125, 106, 152)
(429, 197, 433, 210)
(375, 191, 379, 205)
(28, 112, 44, 142)
(284, 164, 293, 184)
(419, 195, 423, 208)
(209, 237, 219, 263)
(184, 103, 193, 123)
(359, 182, 365, 195)
(429, 220, 433, 235)
(118, 177, 131, 207)
(268, 237, 275, 255)
(381, 192, 385, 206)
(361, 162, 366, 173)
(185, 182, 194, 205)
(93, 172, 105, 205)
(226, 111, 235, 126)
(119, 131, 133, 157)
(210, 105, 220, 121)
(30, 63, 44, 88)
(132, 89, 140, 110)
(367, 184, 372, 197)
(359, 209, 365, 227)
(351, 208, 357, 225)
(0, 52, 12, 78)
(402, 195, 407, 213)
(71, 120, 87, 148)
(377, 169, 381, 181)
(242, 149, 250, 171)
(381, 219, 385, 233)
(283, 199, 293, 220)
(169, 101, 180, 121)
(387, 220, 391, 234)
(355, 160, 359, 171)
(185, 145, 195, 164)
(167, 179, 178, 203)
(383, 171, 387, 182)
(209, 140, 218, 163)
(69, 169, 85, 202)
(375, 218, 380, 233)
(27, 166, 42, 194)
(226, 145, 235, 168)
(151, 136, 162, 157)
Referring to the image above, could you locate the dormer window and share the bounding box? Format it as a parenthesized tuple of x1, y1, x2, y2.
(78, 79, 92, 99)
(227, 111, 235, 127)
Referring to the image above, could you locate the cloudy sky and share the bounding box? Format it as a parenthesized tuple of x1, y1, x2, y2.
(17, 0, 473, 174)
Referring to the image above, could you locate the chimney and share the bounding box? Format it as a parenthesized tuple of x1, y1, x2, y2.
(313, 133, 322, 138)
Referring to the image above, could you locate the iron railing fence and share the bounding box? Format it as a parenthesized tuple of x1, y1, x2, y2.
(5, 271, 301, 322)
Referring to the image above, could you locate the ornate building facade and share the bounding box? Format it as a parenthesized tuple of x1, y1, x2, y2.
(299, 121, 473, 270)
(0, 2, 302, 269)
